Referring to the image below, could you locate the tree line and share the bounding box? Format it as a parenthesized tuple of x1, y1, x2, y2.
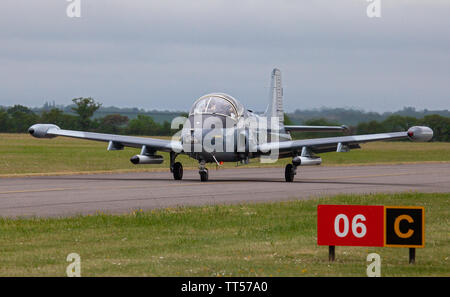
(1, 98, 449, 141)
(0, 98, 174, 136)
(290, 106, 450, 126)
(284, 114, 450, 142)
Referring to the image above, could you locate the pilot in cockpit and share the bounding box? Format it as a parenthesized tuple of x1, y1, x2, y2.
(209, 102, 217, 113)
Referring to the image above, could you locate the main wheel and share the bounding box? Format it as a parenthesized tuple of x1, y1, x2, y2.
(199, 169, 209, 182)
(173, 162, 183, 180)
(285, 164, 295, 182)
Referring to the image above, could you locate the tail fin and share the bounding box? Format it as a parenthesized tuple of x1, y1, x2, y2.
(264, 68, 284, 130)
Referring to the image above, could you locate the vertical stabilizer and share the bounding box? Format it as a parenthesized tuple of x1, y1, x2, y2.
(264, 68, 284, 130)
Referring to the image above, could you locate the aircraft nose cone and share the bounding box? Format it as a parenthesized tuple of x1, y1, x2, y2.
(28, 128, 35, 135)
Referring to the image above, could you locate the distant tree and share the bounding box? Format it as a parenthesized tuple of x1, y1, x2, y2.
(0, 108, 10, 132)
(356, 120, 385, 135)
(419, 114, 450, 142)
(7, 105, 34, 115)
(7, 105, 39, 133)
(97, 114, 129, 134)
(382, 115, 418, 132)
(40, 108, 78, 129)
(40, 108, 64, 124)
(288, 107, 450, 127)
(71, 97, 102, 130)
(158, 121, 172, 136)
(304, 118, 340, 126)
(284, 113, 295, 125)
(126, 115, 159, 135)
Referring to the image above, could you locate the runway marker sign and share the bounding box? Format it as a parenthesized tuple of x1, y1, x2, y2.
(317, 205, 384, 247)
(317, 205, 424, 263)
(384, 206, 425, 248)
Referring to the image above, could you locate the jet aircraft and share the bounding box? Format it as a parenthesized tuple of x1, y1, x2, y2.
(29, 69, 433, 182)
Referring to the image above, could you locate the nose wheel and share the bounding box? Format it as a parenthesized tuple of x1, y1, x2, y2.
(199, 169, 209, 182)
(199, 160, 209, 182)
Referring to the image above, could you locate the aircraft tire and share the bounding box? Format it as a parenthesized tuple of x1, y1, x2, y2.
(285, 164, 295, 182)
(173, 162, 183, 180)
(200, 169, 209, 182)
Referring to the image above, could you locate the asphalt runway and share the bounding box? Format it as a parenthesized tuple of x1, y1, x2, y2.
(0, 163, 448, 217)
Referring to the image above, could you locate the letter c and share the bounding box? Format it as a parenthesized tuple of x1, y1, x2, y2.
(394, 215, 414, 239)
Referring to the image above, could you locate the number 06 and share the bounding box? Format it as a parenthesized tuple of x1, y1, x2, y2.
(352, 214, 367, 238)
(334, 214, 367, 238)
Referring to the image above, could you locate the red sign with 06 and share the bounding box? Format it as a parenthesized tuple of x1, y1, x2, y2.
(317, 205, 384, 247)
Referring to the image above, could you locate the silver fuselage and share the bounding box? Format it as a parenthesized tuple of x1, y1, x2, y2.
(179, 97, 292, 163)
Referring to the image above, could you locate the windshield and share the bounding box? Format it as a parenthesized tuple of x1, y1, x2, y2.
(190, 96, 237, 118)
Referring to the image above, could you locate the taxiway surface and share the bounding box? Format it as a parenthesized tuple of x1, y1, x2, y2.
(0, 163, 448, 217)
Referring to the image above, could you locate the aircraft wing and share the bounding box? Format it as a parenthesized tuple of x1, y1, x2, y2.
(284, 125, 349, 132)
(28, 124, 183, 153)
(259, 126, 433, 155)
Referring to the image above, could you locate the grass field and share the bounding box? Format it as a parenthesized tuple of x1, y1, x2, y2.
(0, 192, 447, 277)
(1, 133, 449, 176)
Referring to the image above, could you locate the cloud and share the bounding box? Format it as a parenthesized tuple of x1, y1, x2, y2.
(0, 0, 449, 112)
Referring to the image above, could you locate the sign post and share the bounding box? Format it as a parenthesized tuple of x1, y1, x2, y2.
(409, 248, 415, 264)
(329, 246, 335, 262)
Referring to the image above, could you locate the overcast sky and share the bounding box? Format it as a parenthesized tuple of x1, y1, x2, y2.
(1, 0, 449, 112)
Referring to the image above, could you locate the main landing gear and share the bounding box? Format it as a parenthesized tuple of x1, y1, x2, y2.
(170, 152, 183, 180)
(284, 160, 299, 182)
(170, 153, 209, 182)
(173, 162, 183, 180)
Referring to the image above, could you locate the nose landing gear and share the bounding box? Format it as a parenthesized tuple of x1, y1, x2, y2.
(199, 160, 209, 182)
(199, 169, 209, 182)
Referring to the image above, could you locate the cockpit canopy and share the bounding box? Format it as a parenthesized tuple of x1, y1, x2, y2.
(189, 93, 244, 119)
